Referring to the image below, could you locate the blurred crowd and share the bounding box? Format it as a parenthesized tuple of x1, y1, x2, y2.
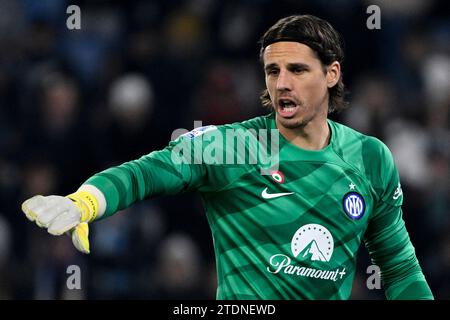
(0, 0, 448, 299)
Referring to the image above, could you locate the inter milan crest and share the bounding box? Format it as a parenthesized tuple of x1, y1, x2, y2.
(342, 192, 365, 220)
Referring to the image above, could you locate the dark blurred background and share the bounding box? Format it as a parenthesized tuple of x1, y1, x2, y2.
(0, 0, 448, 299)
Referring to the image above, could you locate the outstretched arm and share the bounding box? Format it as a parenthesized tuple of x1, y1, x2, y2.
(82, 139, 206, 218)
(21, 134, 207, 253)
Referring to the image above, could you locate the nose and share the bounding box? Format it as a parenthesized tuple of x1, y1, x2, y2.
(276, 69, 292, 92)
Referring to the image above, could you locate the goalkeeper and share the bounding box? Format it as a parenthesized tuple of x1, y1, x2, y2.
(21, 15, 433, 300)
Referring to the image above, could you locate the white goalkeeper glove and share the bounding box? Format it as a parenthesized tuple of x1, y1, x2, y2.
(21, 190, 100, 254)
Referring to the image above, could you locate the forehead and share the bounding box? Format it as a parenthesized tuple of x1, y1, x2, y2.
(263, 41, 318, 65)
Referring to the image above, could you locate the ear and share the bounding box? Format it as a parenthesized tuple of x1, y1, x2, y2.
(326, 61, 340, 88)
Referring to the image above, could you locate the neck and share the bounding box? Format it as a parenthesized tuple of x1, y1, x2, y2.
(276, 116, 330, 151)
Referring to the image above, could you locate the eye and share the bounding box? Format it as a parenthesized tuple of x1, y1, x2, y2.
(293, 67, 306, 74)
(267, 68, 279, 76)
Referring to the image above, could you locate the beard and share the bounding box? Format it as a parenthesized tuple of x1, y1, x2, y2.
(277, 116, 310, 129)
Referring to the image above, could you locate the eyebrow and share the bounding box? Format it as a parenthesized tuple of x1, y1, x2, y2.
(264, 62, 310, 72)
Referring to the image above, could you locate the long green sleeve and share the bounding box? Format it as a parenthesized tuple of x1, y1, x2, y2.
(362, 141, 433, 300)
(83, 135, 207, 217)
(364, 203, 434, 299)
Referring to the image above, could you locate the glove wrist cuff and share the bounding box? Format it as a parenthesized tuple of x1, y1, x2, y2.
(67, 191, 99, 223)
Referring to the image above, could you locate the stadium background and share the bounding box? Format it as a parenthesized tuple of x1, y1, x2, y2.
(0, 0, 448, 299)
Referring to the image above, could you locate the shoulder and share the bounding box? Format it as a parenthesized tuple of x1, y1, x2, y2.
(330, 120, 402, 204)
(219, 113, 273, 131)
(172, 114, 272, 145)
(330, 120, 394, 166)
(169, 113, 273, 156)
(330, 120, 397, 186)
(197, 114, 273, 145)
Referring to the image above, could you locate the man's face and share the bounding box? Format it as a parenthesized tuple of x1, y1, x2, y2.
(263, 41, 335, 129)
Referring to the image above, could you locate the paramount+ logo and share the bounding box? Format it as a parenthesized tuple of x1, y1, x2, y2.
(266, 224, 347, 282)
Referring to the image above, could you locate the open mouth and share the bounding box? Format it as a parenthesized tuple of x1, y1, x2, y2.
(277, 98, 298, 118)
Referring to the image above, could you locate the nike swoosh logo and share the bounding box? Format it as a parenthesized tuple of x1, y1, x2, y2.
(261, 187, 294, 199)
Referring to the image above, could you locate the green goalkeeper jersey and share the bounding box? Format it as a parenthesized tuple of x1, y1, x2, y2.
(84, 113, 433, 300)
